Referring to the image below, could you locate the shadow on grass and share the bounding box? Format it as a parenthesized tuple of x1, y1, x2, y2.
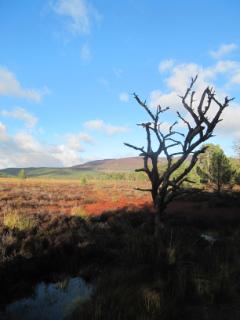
(0, 191, 240, 319)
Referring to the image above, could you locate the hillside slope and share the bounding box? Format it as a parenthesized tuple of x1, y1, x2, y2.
(0, 156, 156, 178)
(71, 157, 148, 172)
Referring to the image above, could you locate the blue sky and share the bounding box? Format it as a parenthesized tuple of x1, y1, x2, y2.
(0, 0, 240, 167)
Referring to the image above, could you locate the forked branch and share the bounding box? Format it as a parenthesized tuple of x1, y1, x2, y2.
(125, 76, 233, 217)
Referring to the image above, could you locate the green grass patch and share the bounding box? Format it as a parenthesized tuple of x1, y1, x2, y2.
(3, 211, 37, 230)
(71, 206, 89, 219)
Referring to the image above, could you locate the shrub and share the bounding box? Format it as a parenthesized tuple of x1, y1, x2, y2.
(18, 169, 26, 179)
(3, 210, 36, 230)
(80, 177, 87, 185)
(234, 170, 240, 185)
(71, 206, 89, 219)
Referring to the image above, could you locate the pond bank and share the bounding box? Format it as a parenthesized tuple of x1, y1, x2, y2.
(1, 277, 92, 320)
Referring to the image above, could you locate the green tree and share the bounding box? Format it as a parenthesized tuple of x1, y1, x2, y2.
(196, 144, 222, 183)
(197, 145, 234, 192)
(18, 169, 26, 180)
(233, 139, 240, 161)
(211, 150, 235, 192)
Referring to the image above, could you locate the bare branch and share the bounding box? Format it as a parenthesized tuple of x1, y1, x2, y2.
(177, 111, 191, 131)
(133, 93, 155, 120)
(124, 143, 146, 154)
(125, 76, 233, 218)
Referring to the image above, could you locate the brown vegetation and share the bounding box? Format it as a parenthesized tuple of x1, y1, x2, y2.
(0, 178, 151, 218)
(1, 177, 240, 319)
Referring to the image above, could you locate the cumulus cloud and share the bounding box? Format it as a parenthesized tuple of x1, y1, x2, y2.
(0, 129, 60, 168)
(50, 144, 82, 167)
(14, 132, 42, 151)
(150, 63, 208, 109)
(230, 71, 240, 84)
(215, 103, 240, 138)
(84, 119, 128, 135)
(52, 0, 101, 35)
(0, 122, 8, 142)
(65, 132, 93, 151)
(149, 55, 240, 140)
(1, 107, 38, 128)
(119, 92, 129, 102)
(158, 59, 175, 73)
(210, 43, 238, 59)
(165, 63, 208, 94)
(0, 122, 93, 168)
(150, 90, 182, 109)
(0, 67, 49, 102)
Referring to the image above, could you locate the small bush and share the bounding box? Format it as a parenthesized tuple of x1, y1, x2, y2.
(18, 169, 26, 179)
(234, 170, 240, 184)
(80, 177, 87, 185)
(3, 211, 36, 230)
(71, 206, 89, 219)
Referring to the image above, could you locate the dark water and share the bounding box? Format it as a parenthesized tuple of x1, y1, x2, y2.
(0, 277, 92, 320)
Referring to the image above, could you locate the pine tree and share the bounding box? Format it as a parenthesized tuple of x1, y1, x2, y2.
(197, 145, 234, 192)
(18, 169, 26, 180)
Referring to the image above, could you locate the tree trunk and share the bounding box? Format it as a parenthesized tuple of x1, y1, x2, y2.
(154, 205, 166, 237)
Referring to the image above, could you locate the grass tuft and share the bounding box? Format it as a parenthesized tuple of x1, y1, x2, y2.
(71, 206, 89, 219)
(3, 210, 37, 230)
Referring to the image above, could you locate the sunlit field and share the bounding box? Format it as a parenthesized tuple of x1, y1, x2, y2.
(0, 177, 151, 218)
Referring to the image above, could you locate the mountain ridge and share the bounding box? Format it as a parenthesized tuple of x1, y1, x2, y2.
(0, 156, 167, 177)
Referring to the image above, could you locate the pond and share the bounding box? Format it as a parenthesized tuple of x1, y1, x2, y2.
(0, 277, 92, 320)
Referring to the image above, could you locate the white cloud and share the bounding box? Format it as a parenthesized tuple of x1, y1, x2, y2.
(119, 92, 129, 102)
(80, 43, 91, 61)
(230, 71, 240, 84)
(151, 62, 208, 109)
(165, 63, 207, 93)
(84, 119, 128, 135)
(216, 103, 240, 138)
(51, 144, 82, 166)
(0, 129, 60, 168)
(1, 107, 38, 128)
(65, 132, 93, 151)
(0, 120, 93, 168)
(150, 56, 240, 140)
(0, 122, 8, 142)
(14, 132, 42, 151)
(158, 122, 172, 134)
(84, 119, 102, 130)
(52, 0, 100, 35)
(211, 60, 240, 74)
(152, 59, 240, 110)
(158, 59, 175, 73)
(210, 43, 238, 59)
(0, 67, 49, 102)
(150, 90, 182, 109)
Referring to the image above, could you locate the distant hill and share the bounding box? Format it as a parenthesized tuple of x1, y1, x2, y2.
(73, 157, 144, 172)
(72, 156, 167, 172)
(0, 156, 162, 178)
(0, 156, 170, 178)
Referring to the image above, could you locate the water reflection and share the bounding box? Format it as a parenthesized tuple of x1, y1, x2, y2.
(1, 277, 92, 320)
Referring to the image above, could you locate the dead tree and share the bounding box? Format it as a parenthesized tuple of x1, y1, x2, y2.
(125, 75, 233, 224)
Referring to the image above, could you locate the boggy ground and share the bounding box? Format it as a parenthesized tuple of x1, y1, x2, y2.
(0, 179, 240, 319)
(0, 178, 151, 217)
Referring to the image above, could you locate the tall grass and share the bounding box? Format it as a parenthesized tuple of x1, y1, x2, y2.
(3, 210, 37, 230)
